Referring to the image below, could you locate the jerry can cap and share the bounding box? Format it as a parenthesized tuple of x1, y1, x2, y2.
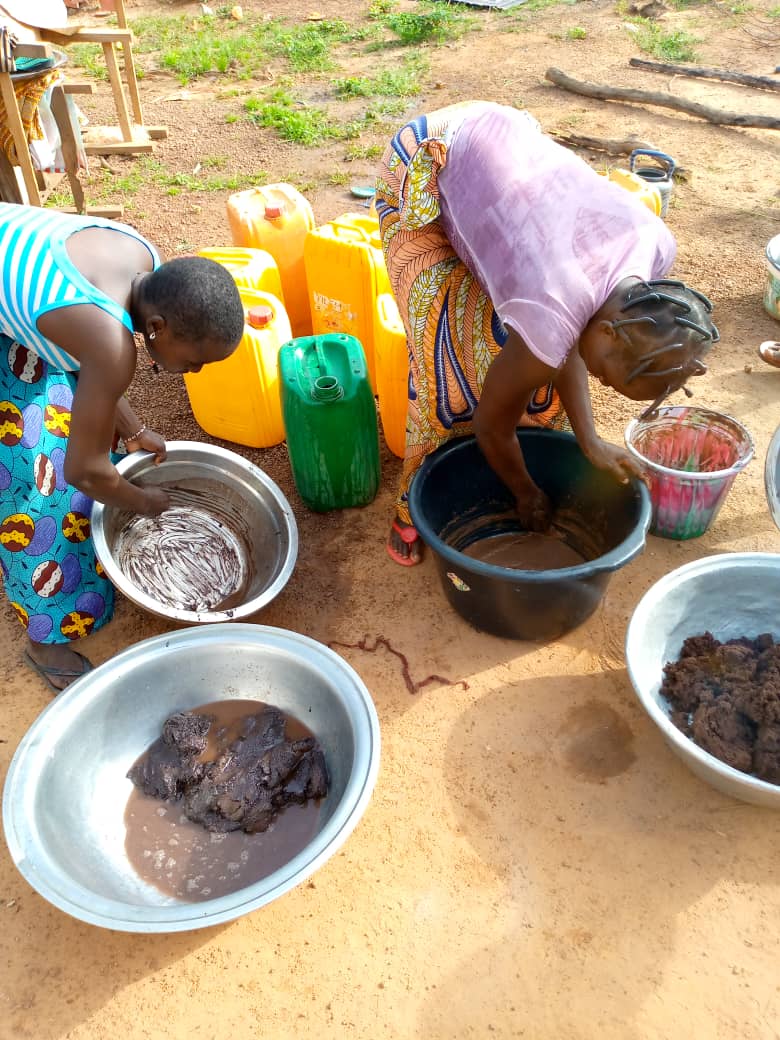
(247, 304, 274, 328)
(264, 204, 283, 219)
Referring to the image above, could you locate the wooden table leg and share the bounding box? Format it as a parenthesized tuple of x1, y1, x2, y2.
(0, 147, 23, 203)
(48, 84, 85, 213)
(100, 40, 133, 140)
(0, 74, 42, 205)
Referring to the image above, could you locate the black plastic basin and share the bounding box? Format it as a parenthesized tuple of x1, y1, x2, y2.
(408, 429, 651, 641)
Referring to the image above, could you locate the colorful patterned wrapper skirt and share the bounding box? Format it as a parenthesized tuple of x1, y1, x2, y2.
(0, 334, 119, 644)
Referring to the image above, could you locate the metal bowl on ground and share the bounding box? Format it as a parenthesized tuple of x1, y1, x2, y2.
(625, 552, 780, 809)
(408, 429, 651, 641)
(91, 441, 298, 624)
(2, 624, 381, 932)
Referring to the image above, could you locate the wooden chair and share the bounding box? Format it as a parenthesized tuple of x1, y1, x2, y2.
(0, 42, 121, 215)
(37, 0, 167, 155)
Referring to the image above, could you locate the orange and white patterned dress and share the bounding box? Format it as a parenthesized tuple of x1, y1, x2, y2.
(374, 104, 567, 524)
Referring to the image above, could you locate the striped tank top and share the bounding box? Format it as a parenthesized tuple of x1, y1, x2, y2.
(0, 202, 160, 371)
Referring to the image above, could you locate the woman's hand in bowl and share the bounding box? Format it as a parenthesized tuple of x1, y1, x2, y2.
(127, 428, 167, 465)
(139, 486, 171, 517)
(584, 438, 646, 485)
(515, 484, 552, 532)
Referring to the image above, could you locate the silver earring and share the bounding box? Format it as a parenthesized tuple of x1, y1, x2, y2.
(149, 331, 156, 341)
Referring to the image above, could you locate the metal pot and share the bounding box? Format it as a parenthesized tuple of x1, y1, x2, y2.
(2, 624, 381, 931)
(91, 441, 298, 624)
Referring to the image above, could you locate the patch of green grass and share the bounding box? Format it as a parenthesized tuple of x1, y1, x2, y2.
(68, 43, 108, 80)
(198, 156, 229, 169)
(376, 1, 476, 46)
(130, 14, 222, 54)
(332, 55, 427, 99)
(566, 25, 587, 38)
(328, 171, 352, 185)
(59, 157, 268, 207)
(368, 0, 398, 16)
(244, 92, 341, 145)
(129, 12, 368, 82)
(768, 4, 780, 14)
(364, 98, 409, 118)
(130, 12, 263, 82)
(345, 141, 383, 161)
(263, 19, 361, 73)
(629, 18, 700, 60)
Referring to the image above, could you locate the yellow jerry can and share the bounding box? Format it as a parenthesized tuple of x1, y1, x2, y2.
(197, 246, 285, 304)
(303, 211, 391, 392)
(226, 184, 315, 337)
(374, 293, 408, 459)
(599, 167, 663, 218)
(183, 289, 291, 449)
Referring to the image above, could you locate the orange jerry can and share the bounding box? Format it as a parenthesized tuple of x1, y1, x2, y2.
(226, 184, 315, 338)
(183, 289, 291, 449)
(303, 211, 391, 393)
(197, 246, 284, 304)
(374, 293, 408, 459)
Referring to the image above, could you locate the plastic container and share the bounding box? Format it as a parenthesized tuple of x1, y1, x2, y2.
(408, 430, 651, 641)
(764, 233, 780, 322)
(227, 184, 315, 337)
(374, 293, 408, 458)
(303, 212, 391, 391)
(197, 246, 284, 303)
(625, 405, 754, 540)
(629, 149, 676, 219)
(599, 167, 662, 217)
(278, 333, 380, 511)
(183, 289, 291, 449)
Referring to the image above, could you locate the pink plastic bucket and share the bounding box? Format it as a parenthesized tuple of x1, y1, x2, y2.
(624, 406, 754, 540)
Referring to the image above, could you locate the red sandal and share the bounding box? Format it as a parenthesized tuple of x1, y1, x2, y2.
(386, 520, 421, 567)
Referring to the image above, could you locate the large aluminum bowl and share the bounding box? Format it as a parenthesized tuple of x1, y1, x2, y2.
(91, 441, 298, 623)
(626, 552, 780, 809)
(2, 625, 381, 932)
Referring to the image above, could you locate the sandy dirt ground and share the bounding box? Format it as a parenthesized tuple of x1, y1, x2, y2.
(1, 0, 780, 1037)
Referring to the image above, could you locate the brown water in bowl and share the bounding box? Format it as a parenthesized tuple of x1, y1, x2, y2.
(461, 531, 586, 569)
(124, 700, 323, 902)
(444, 506, 602, 571)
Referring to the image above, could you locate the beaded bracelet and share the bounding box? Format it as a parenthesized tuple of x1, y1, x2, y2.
(125, 424, 147, 442)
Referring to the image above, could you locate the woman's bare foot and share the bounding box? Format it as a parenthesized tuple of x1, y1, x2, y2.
(759, 342, 780, 369)
(23, 639, 93, 693)
(386, 516, 423, 566)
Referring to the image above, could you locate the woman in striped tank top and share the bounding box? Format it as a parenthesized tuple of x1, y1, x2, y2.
(0, 202, 244, 691)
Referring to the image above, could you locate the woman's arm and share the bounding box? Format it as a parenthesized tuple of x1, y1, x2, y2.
(114, 395, 167, 461)
(555, 348, 645, 482)
(65, 360, 169, 515)
(473, 329, 557, 531)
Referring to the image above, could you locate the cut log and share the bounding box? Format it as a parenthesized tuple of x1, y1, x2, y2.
(628, 57, 780, 92)
(544, 67, 780, 130)
(549, 131, 656, 156)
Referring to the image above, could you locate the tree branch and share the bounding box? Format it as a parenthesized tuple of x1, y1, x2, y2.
(544, 67, 780, 129)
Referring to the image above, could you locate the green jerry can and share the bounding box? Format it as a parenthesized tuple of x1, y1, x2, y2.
(279, 333, 381, 511)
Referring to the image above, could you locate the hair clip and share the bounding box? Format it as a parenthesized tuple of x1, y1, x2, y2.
(623, 291, 692, 313)
(674, 316, 713, 339)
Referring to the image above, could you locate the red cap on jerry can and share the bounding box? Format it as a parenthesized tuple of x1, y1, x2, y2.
(264, 205, 282, 219)
(247, 305, 274, 329)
